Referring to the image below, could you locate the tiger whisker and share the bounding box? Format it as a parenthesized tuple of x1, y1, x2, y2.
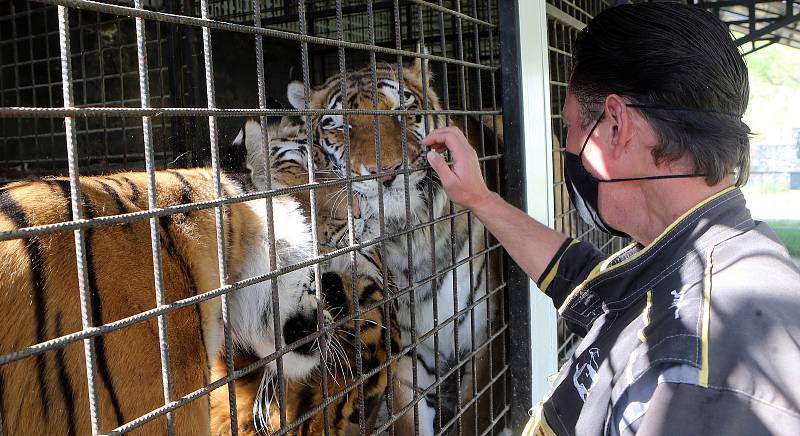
(352, 318, 386, 329)
(325, 342, 344, 387)
(330, 335, 353, 381)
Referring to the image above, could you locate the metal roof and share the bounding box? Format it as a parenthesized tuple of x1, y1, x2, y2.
(693, 0, 800, 54)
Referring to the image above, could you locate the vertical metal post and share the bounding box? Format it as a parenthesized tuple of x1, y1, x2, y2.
(519, 0, 559, 409)
(417, 4, 443, 434)
(133, 0, 176, 433)
(365, 3, 396, 434)
(332, 2, 367, 435)
(198, 1, 238, 434)
(57, 6, 103, 435)
(469, 2, 488, 433)
(498, 0, 559, 431)
(250, 0, 283, 434)
(297, 1, 327, 433)
(452, 2, 468, 431)
(391, 1, 421, 434)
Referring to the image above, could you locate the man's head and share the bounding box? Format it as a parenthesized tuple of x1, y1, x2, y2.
(567, 2, 750, 186)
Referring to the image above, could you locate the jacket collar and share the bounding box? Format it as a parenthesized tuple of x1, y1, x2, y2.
(559, 186, 753, 329)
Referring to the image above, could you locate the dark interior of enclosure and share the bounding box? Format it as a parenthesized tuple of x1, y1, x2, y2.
(0, 0, 499, 182)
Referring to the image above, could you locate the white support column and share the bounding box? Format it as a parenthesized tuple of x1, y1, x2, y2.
(517, 0, 559, 405)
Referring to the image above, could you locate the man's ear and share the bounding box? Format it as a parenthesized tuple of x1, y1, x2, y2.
(604, 94, 632, 159)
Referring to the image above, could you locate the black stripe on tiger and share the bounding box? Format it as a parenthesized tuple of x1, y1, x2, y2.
(98, 181, 129, 216)
(357, 283, 383, 307)
(121, 176, 141, 205)
(457, 263, 486, 331)
(54, 313, 77, 436)
(170, 171, 194, 206)
(333, 394, 347, 428)
(298, 386, 315, 435)
(0, 188, 51, 419)
(52, 180, 126, 427)
(98, 182, 132, 231)
(321, 272, 348, 313)
(83, 193, 126, 428)
(157, 215, 206, 353)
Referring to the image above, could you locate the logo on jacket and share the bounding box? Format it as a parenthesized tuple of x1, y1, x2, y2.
(572, 347, 600, 401)
(669, 284, 696, 320)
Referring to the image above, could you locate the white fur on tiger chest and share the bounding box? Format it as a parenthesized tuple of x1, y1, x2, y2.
(387, 218, 489, 362)
(227, 195, 320, 380)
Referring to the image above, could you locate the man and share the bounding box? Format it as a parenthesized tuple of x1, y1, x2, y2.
(422, 3, 800, 435)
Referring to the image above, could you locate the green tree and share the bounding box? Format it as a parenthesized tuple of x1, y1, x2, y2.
(745, 43, 800, 87)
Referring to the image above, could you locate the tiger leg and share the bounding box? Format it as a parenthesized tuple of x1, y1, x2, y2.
(210, 352, 262, 436)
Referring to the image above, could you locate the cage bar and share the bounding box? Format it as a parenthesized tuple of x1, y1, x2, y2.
(56, 5, 104, 435)
(133, 0, 176, 432)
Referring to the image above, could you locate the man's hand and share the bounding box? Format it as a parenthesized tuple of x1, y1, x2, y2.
(422, 126, 493, 210)
(423, 127, 569, 284)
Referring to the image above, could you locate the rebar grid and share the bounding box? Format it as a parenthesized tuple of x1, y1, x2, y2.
(0, 2, 176, 180)
(57, 5, 103, 434)
(1, 0, 510, 435)
(133, 0, 176, 432)
(197, 0, 243, 434)
(0, 156, 502, 241)
(332, 1, 368, 435)
(545, 0, 625, 366)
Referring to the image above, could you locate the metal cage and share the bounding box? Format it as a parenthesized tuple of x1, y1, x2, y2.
(0, 0, 520, 435)
(543, 0, 629, 365)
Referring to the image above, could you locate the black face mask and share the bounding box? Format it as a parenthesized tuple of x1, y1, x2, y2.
(563, 108, 706, 238)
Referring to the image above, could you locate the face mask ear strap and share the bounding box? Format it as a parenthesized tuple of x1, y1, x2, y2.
(579, 109, 605, 157)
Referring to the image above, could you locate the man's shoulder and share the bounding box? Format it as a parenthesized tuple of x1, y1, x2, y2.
(708, 220, 800, 334)
(712, 220, 800, 293)
(701, 221, 800, 417)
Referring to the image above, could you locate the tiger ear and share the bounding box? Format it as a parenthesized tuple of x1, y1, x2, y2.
(237, 118, 269, 190)
(409, 42, 432, 86)
(287, 80, 307, 109)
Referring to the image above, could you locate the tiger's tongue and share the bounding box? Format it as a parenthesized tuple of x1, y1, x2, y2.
(352, 194, 361, 219)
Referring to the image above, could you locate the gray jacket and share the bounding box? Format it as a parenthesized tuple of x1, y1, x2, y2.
(530, 187, 800, 435)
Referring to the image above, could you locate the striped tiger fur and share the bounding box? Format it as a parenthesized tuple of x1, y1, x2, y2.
(210, 247, 400, 435)
(0, 169, 324, 435)
(215, 116, 398, 435)
(282, 56, 503, 435)
(234, 115, 373, 248)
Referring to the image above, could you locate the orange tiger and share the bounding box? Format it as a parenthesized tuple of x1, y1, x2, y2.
(0, 169, 323, 435)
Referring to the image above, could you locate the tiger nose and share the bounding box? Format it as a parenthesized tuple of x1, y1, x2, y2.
(283, 313, 317, 355)
(367, 166, 397, 187)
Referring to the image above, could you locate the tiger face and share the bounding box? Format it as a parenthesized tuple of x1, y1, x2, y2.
(286, 59, 447, 226)
(210, 247, 400, 436)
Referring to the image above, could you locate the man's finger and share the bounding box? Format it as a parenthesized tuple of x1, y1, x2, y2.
(421, 130, 471, 161)
(426, 150, 456, 185)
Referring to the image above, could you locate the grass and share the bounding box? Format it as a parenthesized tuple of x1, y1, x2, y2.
(766, 220, 800, 258)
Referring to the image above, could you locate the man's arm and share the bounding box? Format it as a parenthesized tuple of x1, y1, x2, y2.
(421, 126, 568, 283)
(467, 191, 568, 284)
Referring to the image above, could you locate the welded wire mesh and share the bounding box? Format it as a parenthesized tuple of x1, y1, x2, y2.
(0, 0, 512, 435)
(0, 1, 205, 181)
(545, 0, 629, 365)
